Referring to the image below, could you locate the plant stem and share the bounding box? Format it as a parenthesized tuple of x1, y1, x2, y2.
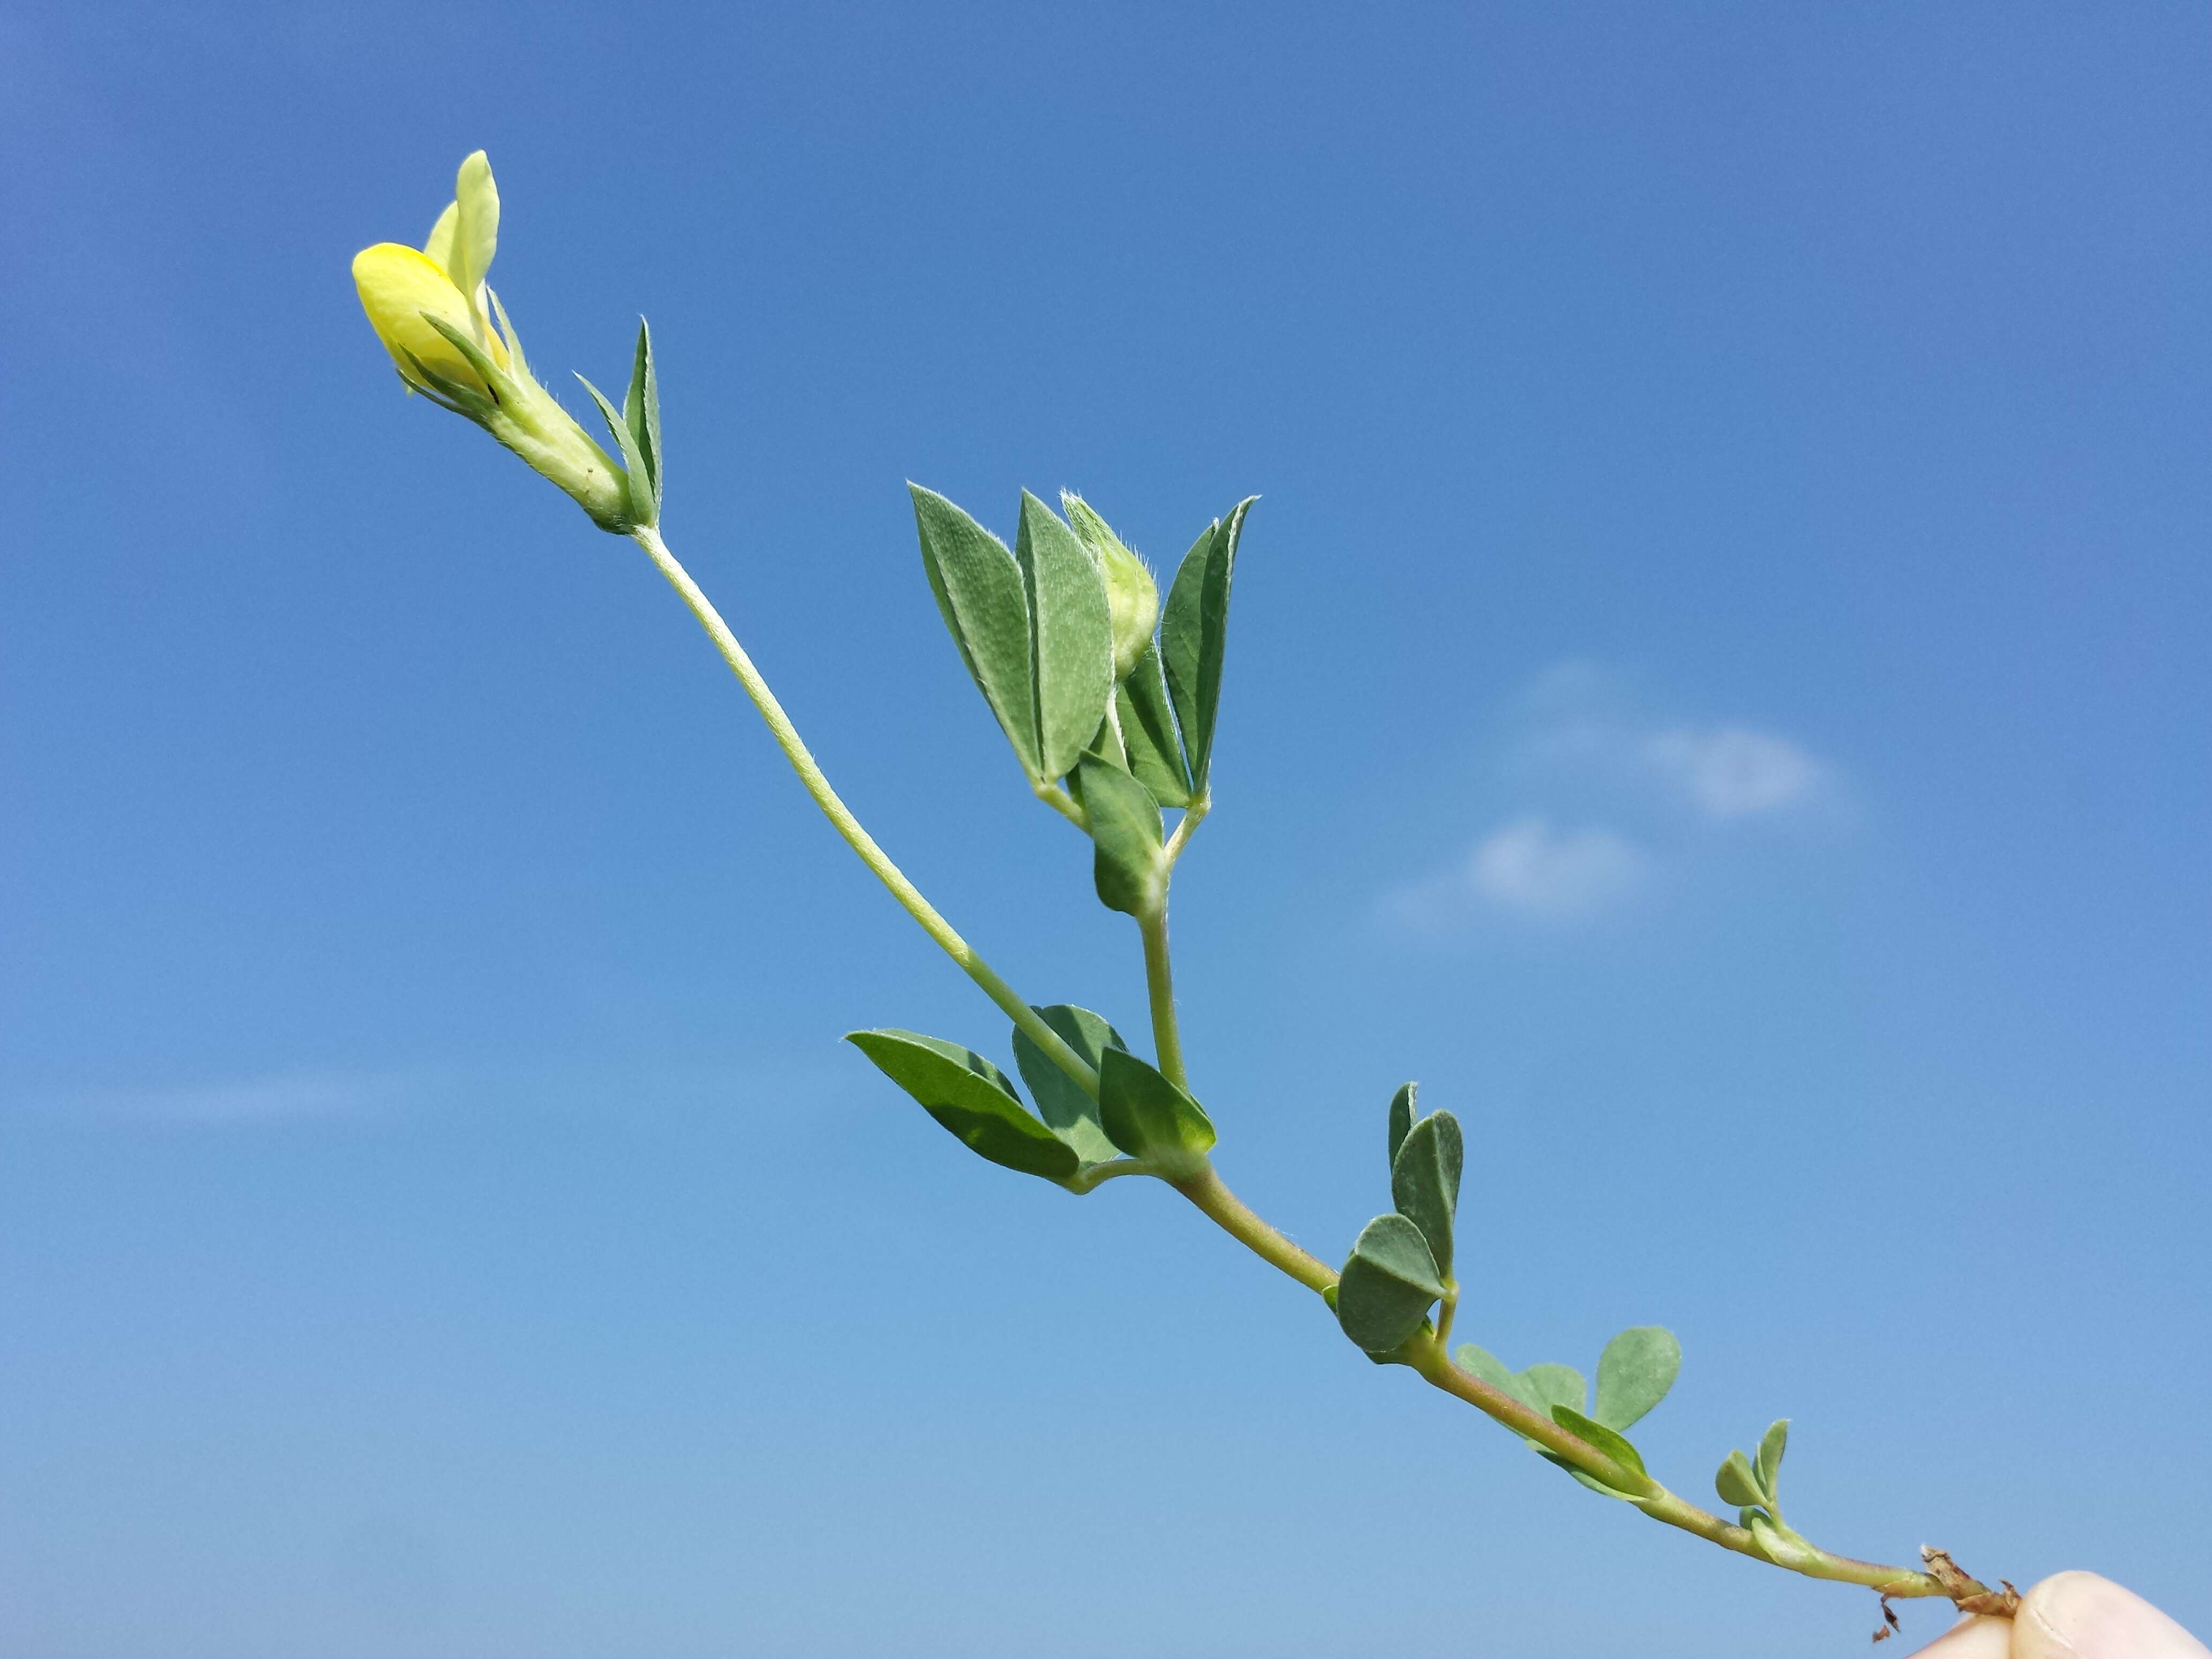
(1138, 905, 1188, 1090)
(631, 525, 1100, 1099)
(1170, 1162, 1338, 1294)
(1170, 1163, 1982, 1602)
(1163, 790, 1209, 869)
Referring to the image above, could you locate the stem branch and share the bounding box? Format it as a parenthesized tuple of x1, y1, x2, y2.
(632, 525, 1099, 1098)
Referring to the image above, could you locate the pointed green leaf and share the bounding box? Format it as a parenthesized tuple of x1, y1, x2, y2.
(1011, 1004, 1126, 1166)
(1159, 497, 1254, 794)
(623, 318, 661, 508)
(577, 373, 652, 528)
(1096, 1045, 1214, 1174)
(846, 1029, 1078, 1182)
(1755, 1418, 1789, 1504)
(1592, 1326, 1682, 1431)
(1715, 1448, 1768, 1509)
(1546, 1407, 1655, 1497)
(1386, 1082, 1417, 1169)
(1335, 1212, 1444, 1353)
(1115, 640, 1192, 808)
(1389, 1109, 1462, 1280)
(909, 485, 1041, 778)
(1015, 492, 1114, 781)
(1077, 752, 1165, 917)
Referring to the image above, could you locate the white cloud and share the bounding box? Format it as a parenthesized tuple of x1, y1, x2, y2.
(1384, 817, 1648, 930)
(1642, 726, 1823, 820)
(1468, 817, 1648, 917)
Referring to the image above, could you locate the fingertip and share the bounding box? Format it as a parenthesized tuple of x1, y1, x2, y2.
(1910, 1613, 2015, 1658)
(2016, 1571, 2210, 1659)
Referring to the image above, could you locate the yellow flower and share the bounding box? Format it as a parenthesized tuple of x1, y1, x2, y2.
(350, 150, 638, 532)
(352, 241, 511, 397)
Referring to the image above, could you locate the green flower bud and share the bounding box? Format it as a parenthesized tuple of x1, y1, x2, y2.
(1061, 492, 1159, 681)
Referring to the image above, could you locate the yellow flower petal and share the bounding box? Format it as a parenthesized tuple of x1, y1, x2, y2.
(351, 242, 509, 395)
(450, 150, 499, 305)
(422, 201, 459, 278)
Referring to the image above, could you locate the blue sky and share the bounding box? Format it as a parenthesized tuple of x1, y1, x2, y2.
(3, 4, 2208, 1654)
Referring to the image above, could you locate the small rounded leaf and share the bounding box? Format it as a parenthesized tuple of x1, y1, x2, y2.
(1389, 1109, 1462, 1280)
(1335, 1213, 1444, 1354)
(1715, 1447, 1769, 1510)
(1592, 1326, 1682, 1431)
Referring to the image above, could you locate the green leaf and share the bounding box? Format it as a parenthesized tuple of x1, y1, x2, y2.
(1077, 752, 1165, 917)
(1715, 1448, 1768, 1509)
(1011, 1004, 1126, 1167)
(1159, 497, 1254, 794)
(1755, 1418, 1789, 1504)
(909, 485, 1040, 778)
(1335, 1213, 1444, 1354)
(1591, 1326, 1682, 1431)
(1745, 1509, 1817, 1568)
(1389, 1109, 1462, 1280)
(622, 318, 661, 510)
(846, 1029, 1078, 1182)
(1016, 492, 1114, 781)
(1519, 1363, 1589, 1419)
(1386, 1082, 1416, 1169)
(576, 373, 653, 528)
(1115, 640, 1192, 808)
(1096, 1046, 1214, 1174)
(1546, 1407, 1654, 1498)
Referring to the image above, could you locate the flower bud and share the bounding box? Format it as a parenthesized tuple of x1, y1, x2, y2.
(351, 151, 634, 533)
(1061, 493, 1160, 681)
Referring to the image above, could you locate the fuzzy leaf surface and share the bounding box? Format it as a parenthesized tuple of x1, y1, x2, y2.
(1096, 1046, 1214, 1173)
(1159, 498, 1254, 792)
(1592, 1326, 1682, 1430)
(847, 1029, 1078, 1181)
(1011, 1004, 1126, 1166)
(1016, 491, 1114, 781)
(1335, 1213, 1444, 1354)
(1389, 1109, 1462, 1280)
(1077, 753, 1165, 916)
(910, 486, 1040, 777)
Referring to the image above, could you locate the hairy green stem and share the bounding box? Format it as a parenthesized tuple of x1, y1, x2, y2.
(1170, 1163, 1338, 1294)
(631, 525, 1100, 1098)
(1139, 906, 1188, 1090)
(1163, 791, 1209, 869)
